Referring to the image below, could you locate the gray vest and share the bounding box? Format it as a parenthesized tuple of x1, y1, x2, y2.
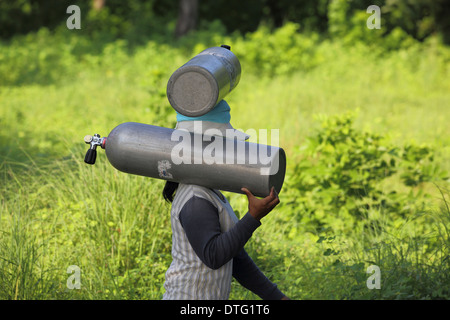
(163, 184, 239, 300)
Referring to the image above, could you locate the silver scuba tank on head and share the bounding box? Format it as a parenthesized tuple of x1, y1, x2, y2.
(83, 122, 286, 198)
(166, 45, 241, 117)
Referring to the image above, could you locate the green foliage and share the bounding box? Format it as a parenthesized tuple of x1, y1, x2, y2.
(327, 0, 448, 48)
(328, 0, 351, 37)
(0, 0, 76, 38)
(232, 22, 321, 76)
(0, 22, 449, 300)
(282, 112, 447, 233)
(1, 0, 449, 46)
(1, 152, 172, 299)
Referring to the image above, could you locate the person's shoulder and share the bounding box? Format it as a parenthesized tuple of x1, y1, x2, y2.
(174, 185, 219, 216)
(183, 196, 219, 214)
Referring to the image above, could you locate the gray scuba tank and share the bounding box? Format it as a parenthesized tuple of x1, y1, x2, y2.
(166, 45, 241, 117)
(84, 122, 286, 198)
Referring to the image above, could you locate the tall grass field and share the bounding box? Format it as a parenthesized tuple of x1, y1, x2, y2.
(0, 22, 449, 299)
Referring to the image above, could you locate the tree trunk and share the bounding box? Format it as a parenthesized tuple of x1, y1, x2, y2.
(175, 0, 198, 38)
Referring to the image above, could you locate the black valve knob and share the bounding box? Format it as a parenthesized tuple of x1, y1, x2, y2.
(83, 134, 105, 165)
(84, 148, 97, 165)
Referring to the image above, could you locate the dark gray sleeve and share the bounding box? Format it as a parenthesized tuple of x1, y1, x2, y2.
(179, 196, 284, 300)
(232, 249, 285, 300)
(179, 196, 260, 270)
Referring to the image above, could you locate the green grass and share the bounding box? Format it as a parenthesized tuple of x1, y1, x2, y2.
(0, 25, 449, 300)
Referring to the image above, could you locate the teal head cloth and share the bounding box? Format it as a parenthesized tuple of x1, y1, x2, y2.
(176, 100, 231, 123)
(175, 99, 250, 140)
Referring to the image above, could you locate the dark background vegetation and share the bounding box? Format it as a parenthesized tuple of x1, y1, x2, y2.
(1, 0, 449, 43)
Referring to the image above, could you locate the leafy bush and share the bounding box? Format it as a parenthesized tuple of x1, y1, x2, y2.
(176, 22, 322, 76)
(281, 111, 447, 233)
(232, 22, 321, 76)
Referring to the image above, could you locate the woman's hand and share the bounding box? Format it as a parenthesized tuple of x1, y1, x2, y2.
(241, 186, 280, 221)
